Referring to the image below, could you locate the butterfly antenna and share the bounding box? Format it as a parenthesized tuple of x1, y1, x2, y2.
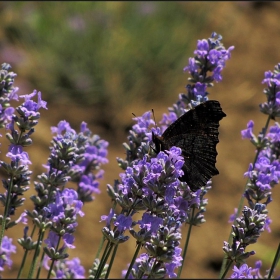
(152, 109, 157, 129)
(149, 109, 158, 155)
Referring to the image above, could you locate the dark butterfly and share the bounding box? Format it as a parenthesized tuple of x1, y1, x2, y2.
(152, 100, 226, 191)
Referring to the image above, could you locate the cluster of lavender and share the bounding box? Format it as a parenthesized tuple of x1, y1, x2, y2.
(0, 64, 108, 278)
(0, 31, 279, 279)
(93, 32, 234, 279)
(221, 64, 280, 278)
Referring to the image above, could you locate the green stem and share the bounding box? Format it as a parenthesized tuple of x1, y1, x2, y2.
(36, 251, 46, 279)
(95, 242, 114, 279)
(91, 202, 117, 278)
(27, 229, 45, 279)
(177, 207, 195, 278)
(17, 224, 37, 279)
(95, 239, 110, 277)
(47, 256, 56, 279)
(30, 224, 36, 238)
(105, 243, 118, 278)
(125, 243, 142, 279)
(95, 235, 105, 260)
(17, 249, 28, 279)
(268, 242, 280, 279)
(220, 259, 233, 279)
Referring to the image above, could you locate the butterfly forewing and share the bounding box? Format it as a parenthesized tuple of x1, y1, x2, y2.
(154, 100, 226, 191)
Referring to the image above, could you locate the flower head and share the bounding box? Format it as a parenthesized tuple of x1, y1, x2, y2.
(0, 237, 16, 271)
(260, 64, 280, 118)
(230, 263, 253, 279)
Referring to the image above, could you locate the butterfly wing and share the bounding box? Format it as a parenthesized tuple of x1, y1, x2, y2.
(161, 100, 226, 191)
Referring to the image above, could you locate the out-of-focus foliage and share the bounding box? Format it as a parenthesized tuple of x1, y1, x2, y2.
(0, 2, 209, 110)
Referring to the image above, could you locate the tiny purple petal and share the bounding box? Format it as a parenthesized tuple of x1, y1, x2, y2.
(114, 214, 132, 232)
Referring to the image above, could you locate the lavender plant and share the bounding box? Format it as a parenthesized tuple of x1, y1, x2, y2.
(0, 63, 108, 278)
(94, 32, 234, 279)
(0, 31, 278, 279)
(220, 63, 280, 279)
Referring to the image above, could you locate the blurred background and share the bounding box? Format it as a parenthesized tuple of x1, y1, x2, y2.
(0, 1, 280, 278)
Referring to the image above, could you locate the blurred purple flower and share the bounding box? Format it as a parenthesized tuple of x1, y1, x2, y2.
(230, 263, 253, 279)
(241, 120, 255, 140)
(114, 214, 132, 232)
(51, 120, 76, 135)
(138, 213, 163, 233)
(6, 144, 31, 166)
(19, 90, 47, 115)
(0, 236, 16, 271)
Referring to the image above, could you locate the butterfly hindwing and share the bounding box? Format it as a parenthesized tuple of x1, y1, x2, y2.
(156, 100, 226, 191)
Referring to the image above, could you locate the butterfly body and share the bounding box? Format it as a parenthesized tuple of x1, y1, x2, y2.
(152, 100, 226, 191)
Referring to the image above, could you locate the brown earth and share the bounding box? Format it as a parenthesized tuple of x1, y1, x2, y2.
(2, 2, 280, 279)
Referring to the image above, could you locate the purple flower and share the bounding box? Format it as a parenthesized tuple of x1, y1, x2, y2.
(122, 253, 150, 279)
(255, 156, 271, 172)
(63, 233, 75, 249)
(132, 111, 155, 135)
(224, 204, 267, 266)
(1, 105, 14, 127)
(40, 188, 83, 261)
(103, 33, 233, 279)
(260, 64, 280, 118)
(78, 173, 101, 194)
(160, 111, 178, 131)
(0, 84, 48, 234)
(173, 196, 189, 215)
(81, 145, 108, 166)
(208, 49, 222, 65)
(137, 213, 163, 233)
(250, 260, 263, 278)
(165, 247, 182, 278)
(241, 120, 255, 140)
(267, 122, 280, 142)
(65, 258, 85, 278)
(212, 65, 223, 82)
(6, 144, 31, 165)
(80, 121, 89, 133)
(184, 32, 234, 86)
(0, 236, 16, 270)
(230, 263, 253, 279)
(100, 208, 115, 228)
(16, 212, 28, 224)
(51, 120, 76, 135)
(107, 138, 188, 278)
(228, 208, 238, 223)
(48, 189, 84, 224)
(183, 57, 198, 73)
(19, 90, 47, 113)
(0, 63, 19, 128)
(262, 70, 280, 87)
(193, 82, 208, 98)
(1, 88, 47, 226)
(114, 214, 132, 232)
(194, 39, 209, 57)
(264, 217, 272, 233)
(44, 231, 59, 248)
(44, 257, 85, 279)
(241, 118, 280, 214)
(51, 123, 109, 203)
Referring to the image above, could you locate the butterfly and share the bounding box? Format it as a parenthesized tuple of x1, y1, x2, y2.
(152, 100, 226, 191)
